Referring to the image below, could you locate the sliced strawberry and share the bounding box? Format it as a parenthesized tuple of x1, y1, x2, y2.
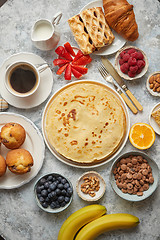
(72, 50, 84, 63)
(57, 63, 69, 75)
(71, 67, 82, 79)
(73, 55, 92, 66)
(71, 65, 88, 74)
(64, 64, 72, 80)
(53, 59, 70, 66)
(64, 42, 76, 57)
(55, 46, 64, 55)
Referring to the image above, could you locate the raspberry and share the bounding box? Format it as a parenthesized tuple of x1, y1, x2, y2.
(128, 71, 136, 78)
(137, 51, 144, 60)
(131, 52, 139, 59)
(123, 53, 130, 62)
(127, 48, 136, 55)
(119, 59, 124, 65)
(136, 68, 143, 74)
(129, 65, 138, 73)
(137, 60, 145, 69)
(128, 57, 137, 66)
(120, 63, 129, 74)
(120, 50, 126, 58)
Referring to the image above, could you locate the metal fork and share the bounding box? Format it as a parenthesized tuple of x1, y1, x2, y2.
(98, 64, 138, 114)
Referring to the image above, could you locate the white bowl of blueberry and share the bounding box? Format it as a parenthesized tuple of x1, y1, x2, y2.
(34, 173, 73, 213)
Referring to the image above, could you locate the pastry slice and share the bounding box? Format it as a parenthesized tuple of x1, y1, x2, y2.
(68, 14, 95, 55)
(80, 7, 114, 49)
(151, 108, 160, 127)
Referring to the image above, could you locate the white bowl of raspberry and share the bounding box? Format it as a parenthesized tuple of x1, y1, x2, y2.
(115, 46, 149, 81)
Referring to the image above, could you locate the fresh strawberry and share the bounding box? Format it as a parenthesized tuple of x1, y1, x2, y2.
(57, 63, 69, 75)
(64, 42, 76, 57)
(73, 55, 92, 66)
(61, 48, 73, 61)
(71, 65, 88, 74)
(53, 59, 70, 66)
(64, 64, 72, 80)
(55, 46, 64, 55)
(71, 67, 82, 79)
(72, 50, 84, 63)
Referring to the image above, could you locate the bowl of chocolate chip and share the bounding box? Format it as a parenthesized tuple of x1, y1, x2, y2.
(110, 151, 159, 201)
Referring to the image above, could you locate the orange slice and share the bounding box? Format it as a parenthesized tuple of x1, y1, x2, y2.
(129, 123, 156, 150)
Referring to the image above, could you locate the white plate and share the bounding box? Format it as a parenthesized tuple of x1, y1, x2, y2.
(80, 0, 126, 56)
(0, 112, 45, 189)
(149, 102, 160, 135)
(42, 80, 130, 168)
(0, 52, 53, 109)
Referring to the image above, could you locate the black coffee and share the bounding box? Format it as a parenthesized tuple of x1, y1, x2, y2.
(9, 64, 37, 94)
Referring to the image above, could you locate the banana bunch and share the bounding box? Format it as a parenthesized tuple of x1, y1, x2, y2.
(58, 205, 139, 240)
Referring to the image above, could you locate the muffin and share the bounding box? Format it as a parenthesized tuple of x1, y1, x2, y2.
(0, 155, 7, 177)
(6, 149, 34, 174)
(1, 123, 26, 149)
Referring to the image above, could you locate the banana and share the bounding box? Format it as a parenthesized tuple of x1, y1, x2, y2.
(58, 204, 107, 240)
(75, 213, 139, 240)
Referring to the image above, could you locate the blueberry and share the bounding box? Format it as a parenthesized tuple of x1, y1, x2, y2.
(36, 186, 41, 194)
(64, 196, 70, 203)
(45, 197, 50, 203)
(58, 196, 64, 203)
(57, 176, 62, 182)
(37, 193, 41, 199)
(44, 182, 49, 189)
(57, 183, 64, 190)
(67, 187, 73, 196)
(47, 188, 52, 193)
(61, 178, 67, 184)
(55, 201, 60, 208)
(47, 175, 53, 181)
(41, 190, 48, 197)
(55, 188, 61, 196)
(48, 193, 53, 199)
(39, 178, 46, 185)
(50, 202, 56, 209)
(61, 189, 67, 196)
(51, 191, 57, 200)
(50, 183, 56, 191)
(42, 202, 48, 208)
(60, 201, 66, 207)
(39, 185, 45, 191)
(64, 183, 70, 189)
(39, 197, 45, 203)
(48, 181, 52, 185)
(52, 177, 56, 182)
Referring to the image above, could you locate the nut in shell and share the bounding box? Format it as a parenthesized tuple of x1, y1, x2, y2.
(0, 99, 9, 111)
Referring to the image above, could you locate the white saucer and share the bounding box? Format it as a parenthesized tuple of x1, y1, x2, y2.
(80, 0, 126, 56)
(0, 52, 53, 109)
(0, 112, 45, 189)
(149, 102, 160, 135)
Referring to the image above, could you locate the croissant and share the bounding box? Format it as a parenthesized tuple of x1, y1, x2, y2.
(103, 0, 139, 41)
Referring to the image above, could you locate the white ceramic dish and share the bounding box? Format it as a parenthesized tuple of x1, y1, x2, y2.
(34, 173, 73, 213)
(0, 112, 45, 189)
(80, 0, 126, 56)
(42, 80, 130, 168)
(149, 102, 160, 135)
(115, 46, 149, 80)
(110, 151, 159, 202)
(146, 72, 160, 97)
(76, 171, 106, 201)
(0, 52, 53, 109)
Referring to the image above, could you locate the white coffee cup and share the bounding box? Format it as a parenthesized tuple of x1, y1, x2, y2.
(31, 12, 62, 51)
(5, 61, 48, 98)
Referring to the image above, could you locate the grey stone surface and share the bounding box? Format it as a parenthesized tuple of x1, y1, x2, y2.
(0, 0, 160, 240)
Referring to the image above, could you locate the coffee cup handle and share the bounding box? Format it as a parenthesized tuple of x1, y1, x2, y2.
(37, 63, 49, 73)
(52, 12, 62, 25)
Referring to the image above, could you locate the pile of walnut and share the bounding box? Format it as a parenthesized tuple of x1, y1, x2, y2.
(113, 155, 154, 196)
(81, 176, 100, 197)
(149, 73, 160, 93)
